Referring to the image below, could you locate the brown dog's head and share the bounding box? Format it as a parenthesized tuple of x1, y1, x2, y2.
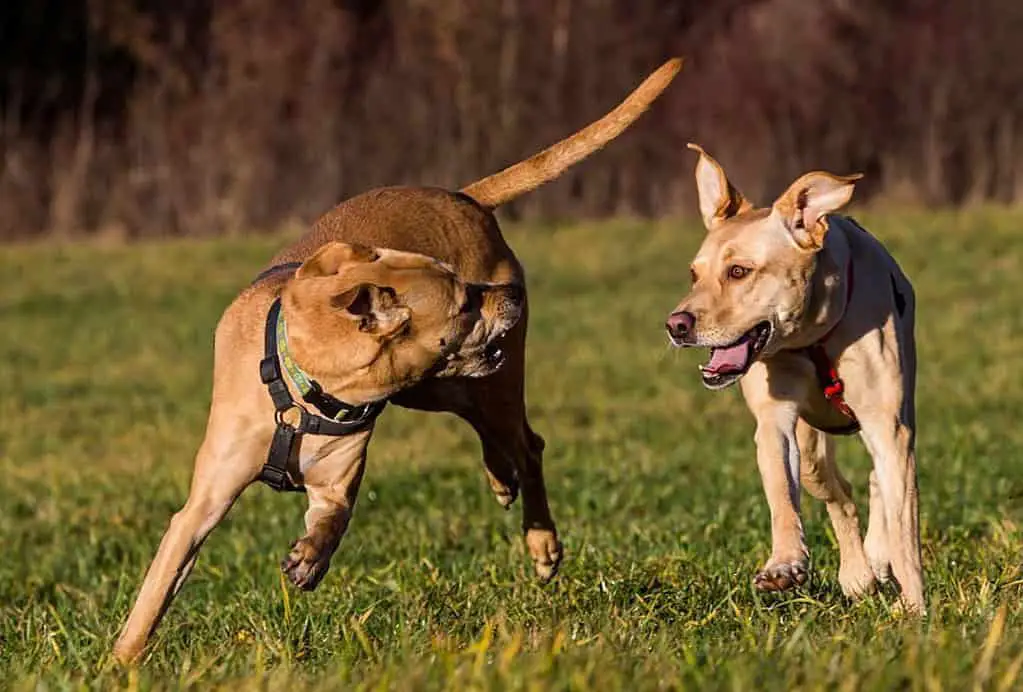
(281, 242, 523, 402)
(665, 144, 860, 390)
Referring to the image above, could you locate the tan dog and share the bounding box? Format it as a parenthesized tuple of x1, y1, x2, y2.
(665, 145, 923, 613)
(113, 58, 682, 664)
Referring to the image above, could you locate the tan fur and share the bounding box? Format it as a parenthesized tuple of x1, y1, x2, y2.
(461, 58, 683, 208)
(666, 145, 924, 613)
(114, 59, 682, 664)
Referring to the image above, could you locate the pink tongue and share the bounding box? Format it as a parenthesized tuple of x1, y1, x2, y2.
(705, 340, 751, 374)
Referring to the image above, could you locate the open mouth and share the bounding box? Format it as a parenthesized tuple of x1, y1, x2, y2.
(700, 321, 772, 389)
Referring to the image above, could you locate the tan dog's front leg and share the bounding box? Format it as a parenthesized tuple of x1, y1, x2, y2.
(751, 408, 809, 591)
(113, 427, 264, 664)
(282, 433, 370, 590)
(796, 419, 875, 598)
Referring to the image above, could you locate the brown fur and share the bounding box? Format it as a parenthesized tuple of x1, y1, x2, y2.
(462, 58, 683, 208)
(665, 145, 924, 613)
(113, 58, 682, 664)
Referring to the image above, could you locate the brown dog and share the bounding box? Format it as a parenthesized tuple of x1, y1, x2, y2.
(113, 58, 682, 664)
(665, 145, 923, 612)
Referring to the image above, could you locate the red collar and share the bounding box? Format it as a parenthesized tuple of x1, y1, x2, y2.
(803, 258, 859, 429)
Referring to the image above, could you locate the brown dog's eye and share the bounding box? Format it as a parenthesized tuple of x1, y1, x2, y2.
(689, 268, 698, 284)
(728, 265, 751, 280)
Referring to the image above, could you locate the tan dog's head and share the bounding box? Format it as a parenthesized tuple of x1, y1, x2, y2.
(281, 242, 523, 402)
(665, 144, 861, 390)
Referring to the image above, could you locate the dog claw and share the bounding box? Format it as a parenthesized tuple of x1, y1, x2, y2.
(754, 560, 809, 592)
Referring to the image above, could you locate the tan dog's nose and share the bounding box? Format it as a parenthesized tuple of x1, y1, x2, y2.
(666, 310, 695, 345)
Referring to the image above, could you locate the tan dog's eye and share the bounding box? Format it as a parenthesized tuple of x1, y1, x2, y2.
(689, 268, 698, 285)
(728, 265, 751, 280)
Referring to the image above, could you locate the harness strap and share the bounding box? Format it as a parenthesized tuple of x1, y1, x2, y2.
(803, 256, 859, 431)
(258, 292, 386, 492)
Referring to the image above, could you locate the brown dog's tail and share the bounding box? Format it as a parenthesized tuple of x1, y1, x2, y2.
(460, 57, 683, 209)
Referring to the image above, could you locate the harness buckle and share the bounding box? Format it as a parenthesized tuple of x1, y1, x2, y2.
(259, 356, 281, 384)
(259, 463, 291, 490)
(274, 405, 303, 428)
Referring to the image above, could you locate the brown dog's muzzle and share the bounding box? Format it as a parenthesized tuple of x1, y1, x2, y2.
(451, 281, 525, 377)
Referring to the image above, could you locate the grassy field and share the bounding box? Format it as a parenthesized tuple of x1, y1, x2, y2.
(3, 210, 1023, 690)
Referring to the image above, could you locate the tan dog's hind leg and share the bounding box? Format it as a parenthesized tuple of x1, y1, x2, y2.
(796, 420, 875, 598)
(850, 293, 924, 613)
(742, 365, 809, 591)
(858, 416, 924, 612)
(113, 426, 264, 664)
(281, 434, 371, 590)
(864, 470, 892, 582)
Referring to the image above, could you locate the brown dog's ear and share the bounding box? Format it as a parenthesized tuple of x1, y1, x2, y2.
(688, 143, 752, 229)
(331, 283, 411, 336)
(772, 171, 862, 250)
(295, 242, 379, 279)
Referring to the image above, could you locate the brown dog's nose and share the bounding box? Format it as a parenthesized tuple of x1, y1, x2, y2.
(666, 310, 695, 344)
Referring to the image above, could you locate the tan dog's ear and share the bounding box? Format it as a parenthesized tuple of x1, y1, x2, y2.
(295, 242, 379, 279)
(688, 143, 752, 229)
(332, 283, 411, 337)
(772, 171, 862, 250)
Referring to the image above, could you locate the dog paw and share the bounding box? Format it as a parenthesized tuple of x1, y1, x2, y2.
(892, 594, 927, 618)
(754, 558, 809, 592)
(281, 538, 331, 591)
(525, 528, 562, 583)
(864, 537, 892, 583)
(493, 483, 519, 510)
(485, 471, 519, 510)
(112, 638, 144, 666)
(838, 561, 877, 599)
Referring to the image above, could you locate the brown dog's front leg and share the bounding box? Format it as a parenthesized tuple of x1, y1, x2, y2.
(113, 430, 263, 664)
(281, 435, 370, 590)
(751, 409, 809, 592)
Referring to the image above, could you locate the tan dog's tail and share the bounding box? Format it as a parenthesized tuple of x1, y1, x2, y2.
(460, 58, 683, 209)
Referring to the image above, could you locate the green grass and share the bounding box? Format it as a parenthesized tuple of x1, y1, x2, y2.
(3, 210, 1023, 690)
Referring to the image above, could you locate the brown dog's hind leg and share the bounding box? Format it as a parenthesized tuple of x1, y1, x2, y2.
(113, 426, 263, 664)
(796, 419, 875, 598)
(281, 435, 370, 590)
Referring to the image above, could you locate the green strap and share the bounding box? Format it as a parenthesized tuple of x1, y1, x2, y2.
(276, 305, 316, 399)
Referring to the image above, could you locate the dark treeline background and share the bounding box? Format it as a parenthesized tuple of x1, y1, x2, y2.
(2, 0, 1022, 239)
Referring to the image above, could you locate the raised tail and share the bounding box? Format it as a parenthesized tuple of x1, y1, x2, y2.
(460, 57, 683, 209)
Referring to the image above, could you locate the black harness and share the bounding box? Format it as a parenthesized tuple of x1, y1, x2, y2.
(254, 263, 387, 492)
